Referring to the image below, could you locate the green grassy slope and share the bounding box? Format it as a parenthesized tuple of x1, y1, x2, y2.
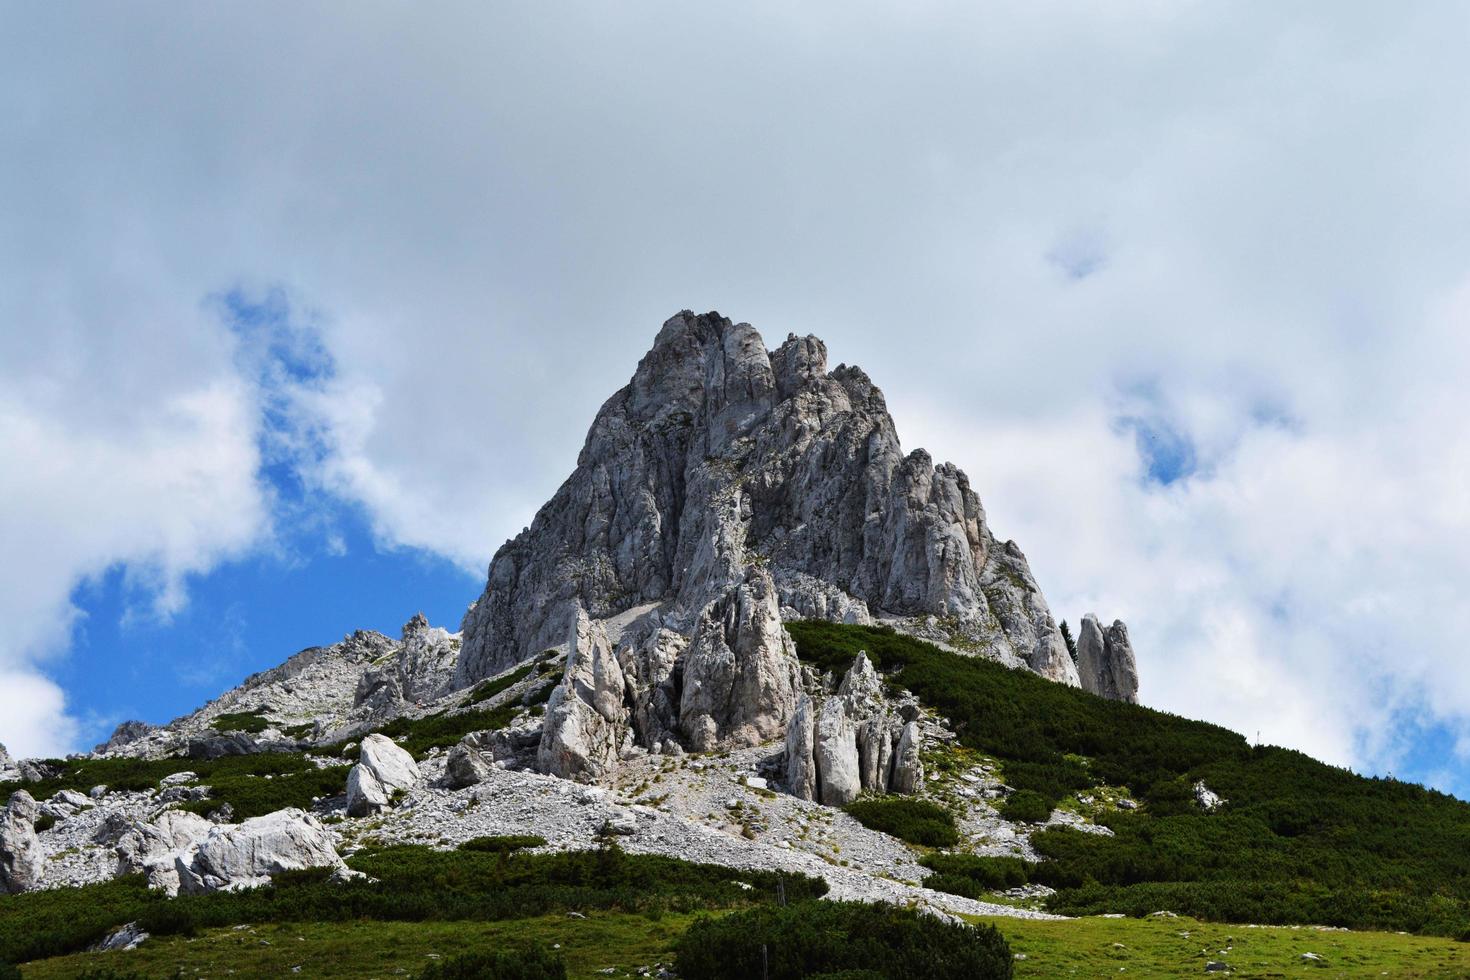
(787, 620, 1470, 936)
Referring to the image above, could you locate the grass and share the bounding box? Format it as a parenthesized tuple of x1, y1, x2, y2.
(979, 913, 1470, 978)
(18, 913, 695, 980)
(787, 620, 1470, 936)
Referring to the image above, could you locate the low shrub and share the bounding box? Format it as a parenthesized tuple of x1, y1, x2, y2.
(0, 844, 826, 965)
(462, 835, 547, 854)
(844, 797, 958, 847)
(675, 900, 1012, 979)
(920, 853, 1032, 892)
(467, 664, 536, 706)
(999, 789, 1052, 824)
(209, 710, 272, 734)
(418, 943, 566, 980)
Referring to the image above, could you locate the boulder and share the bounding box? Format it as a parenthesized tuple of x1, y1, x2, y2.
(0, 790, 43, 893)
(537, 611, 630, 781)
(187, 731, 260, 760)
(1194, 781, 1225, 812)
(445, 733, 495, 789)
(93, 921, 149, 953)
(346, 734, 421, 816)
(1076, 614, 1140, 703)
(115, 810, 215, 892)
(175, 809, 344, 895)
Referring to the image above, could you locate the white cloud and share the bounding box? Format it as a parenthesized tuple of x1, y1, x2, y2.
(2, 3, 1469, 790)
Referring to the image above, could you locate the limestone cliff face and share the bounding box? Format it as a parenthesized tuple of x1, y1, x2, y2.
(458, 311, 1079, 690)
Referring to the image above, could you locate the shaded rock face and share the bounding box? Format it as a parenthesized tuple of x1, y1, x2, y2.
(0, 790, 43, 894)
(1076, 614, 1140, 703)
(784, 654, 924, 805)
(458, 311, 1079, 692)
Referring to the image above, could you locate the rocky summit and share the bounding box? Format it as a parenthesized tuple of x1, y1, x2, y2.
(461, 312, 1092, 685)
(460, 311, 1137, 779)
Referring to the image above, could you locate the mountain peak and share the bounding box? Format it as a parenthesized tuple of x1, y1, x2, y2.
(458, 313, 1135, 731)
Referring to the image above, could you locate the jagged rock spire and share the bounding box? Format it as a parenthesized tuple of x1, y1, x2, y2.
(1076, 614, 1140, 703)
(458, 311, 1080, 690)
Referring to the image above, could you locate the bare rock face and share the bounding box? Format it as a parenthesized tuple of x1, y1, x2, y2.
(458, 312, 1080, 694)
(346, 734, 421, 816)
(1076, 614, 1140, 703)
(175, 809, 344, 895)
(0, 790, 43, 894)
(537, 611, 631, 781)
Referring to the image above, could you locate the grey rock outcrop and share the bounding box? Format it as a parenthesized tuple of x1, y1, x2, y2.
(346, 734, 421, 816)
(187, 731, 260, 760)
(94, 922, 149, 953)
(354, 614, 461, 718)
(1076, 614, 1140, 703)
(890, 721, 924, 795)
(0, 741, 9, 769)
(175, 809, 344, 895)
(785, 654, 924, 804)
(537, 612, 631, 781)
(115, 809, 215, 893)
(445, 733, 496, 789)
(458, 312, 1082, 696)
(94, 720, 156, 755)
(0, 790, 43, 893)
(813, 697, 862, 805)
(783, 695, 819, 801)
(678, 569, 800, 752)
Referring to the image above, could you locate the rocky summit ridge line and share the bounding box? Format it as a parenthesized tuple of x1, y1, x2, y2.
(460, 311, 1092, 687)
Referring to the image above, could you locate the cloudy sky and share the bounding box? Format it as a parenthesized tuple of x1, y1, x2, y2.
(3, 3, 1469, 794)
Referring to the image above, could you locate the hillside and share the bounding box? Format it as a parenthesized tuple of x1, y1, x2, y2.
(791, 621, 1470, 935)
